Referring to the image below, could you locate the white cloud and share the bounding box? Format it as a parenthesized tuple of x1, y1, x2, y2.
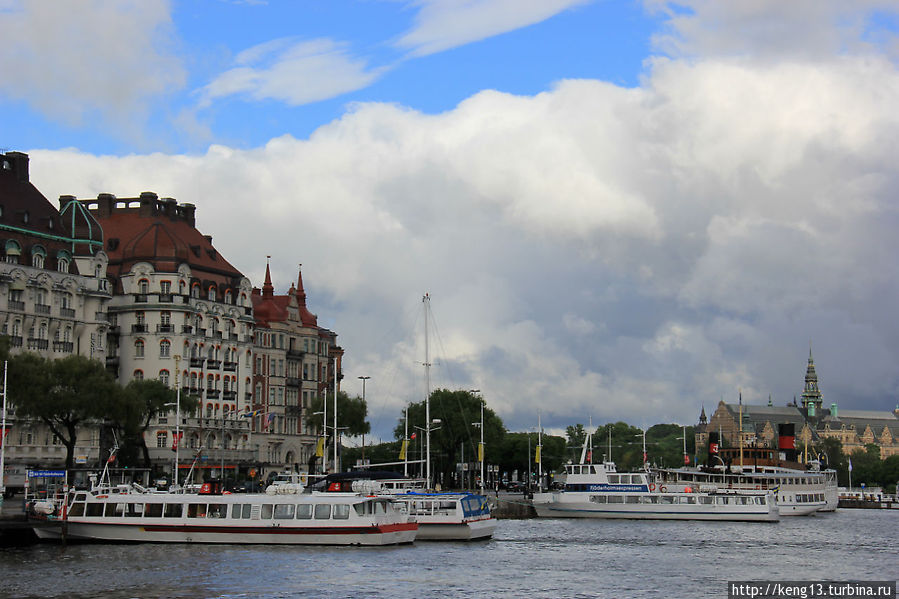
(197, 37, 384, 107)
(0, 0, 184, 131)
(396, 0, 593, 56)
(26, 5, 899, 436)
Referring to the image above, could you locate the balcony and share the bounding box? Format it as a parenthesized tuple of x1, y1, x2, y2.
(157, 324, 175, 333)
(211, 330, 223, 339)
(181, 325, 193, 334)
(206, 389, 220, 399)
(27, 338, 49, 350)
(285, 377, 301, 388)
(52, 341, 74, 353)
(9, 336, 23, 347)
(60, 307, 76, 318)
(190, 357, 205, 368)
(223, 390, 237, 401)
(8, 300, 24, 311)
(95, 311, 108, 321)
(159, 293, 174, 303)
(196, 328, 207, 337)
(206, 360, 222, 370)
(134, 293, 148, 303)
(35, 303, 51, 315)
(287, 348, 305, 359)
(132, 323, 148, 333)
(285, 405, 302, 416)
(223, 361, 238, 372)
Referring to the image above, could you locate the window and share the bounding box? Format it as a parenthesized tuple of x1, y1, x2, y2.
(333, 504, 350, 519)
(208, 286, 216, 302)
(207, 374, 215, 390)
(138, 279, 149, 294)
(32, 246, 45, 269)
(135, 340, 145, 358)
(161, 311, 171, 326)
(274, 504, 294, 519)
(156, 431, 168, 448)
(296, 504, 312, 519)
(160, 339, 171, 358)
(57, 252, 70, 272)
(191, 284, 200, 299)
(133, 370, 144, 381)
(5, 240, 21, 264)
(160, 280, 171, 294)
(159, 370, 170, 386)
(136, 311, 146, 325)
(314, 504, 331, 519)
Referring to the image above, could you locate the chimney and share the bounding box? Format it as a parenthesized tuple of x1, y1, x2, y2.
(5, 151, 29, 182)
(830, 403, 838, 419)
(181, 203, 196, 227)
(707, 431, 720, 464)
(139, 191, 158, 217)
(96, 193, 116, 218)
(778, 423, 797, 462)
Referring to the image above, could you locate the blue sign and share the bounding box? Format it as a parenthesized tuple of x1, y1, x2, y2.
(27, 470, 66, 478)
(587, 484, 648, 492)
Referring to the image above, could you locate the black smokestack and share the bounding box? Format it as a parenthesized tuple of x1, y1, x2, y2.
(708, 431, 720, 464)
(778, 423, 797, 462)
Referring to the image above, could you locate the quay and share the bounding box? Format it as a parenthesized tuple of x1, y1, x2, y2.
(489, 492, 536, 519)
(838, 498, 899, 510)
(0, 500, 40, 546)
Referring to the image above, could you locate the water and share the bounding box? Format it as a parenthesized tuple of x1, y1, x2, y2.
(1, 511, 895, 599)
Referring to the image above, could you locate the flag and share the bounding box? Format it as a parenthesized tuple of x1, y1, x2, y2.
(586, 450, 593, 463)
(399, 440, 408, 461)
(0, 427, 10, 449)
(171, 431, 183, 451)
(107, 453, 116, 464)
(241, 409, 261, 418)
(847, 456, 852, 472)
(642, 451, 647, 463)
(410, 432, 417, 440)
(477, 442, 484, 463)
(684, 454, 690, 466)
(534, 445, 541, 464)
(315, 436, 325, 458)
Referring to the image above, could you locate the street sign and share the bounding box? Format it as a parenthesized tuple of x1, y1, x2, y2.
(27, 470, 66, 478)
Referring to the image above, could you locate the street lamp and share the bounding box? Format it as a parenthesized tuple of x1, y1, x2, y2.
(358, 376, 370, 463)
(173, 355, 182, 488)
(470, 389, 484, 494)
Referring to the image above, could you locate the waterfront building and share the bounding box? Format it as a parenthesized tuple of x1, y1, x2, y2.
(0, 151, 111, 470)
(82, 192, 256, 480)
(249, 260, 343, 478)
(696, 349, 899, 460)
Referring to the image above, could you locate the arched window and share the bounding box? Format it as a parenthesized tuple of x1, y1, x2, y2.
(206, 374, 215, 390)
(134, 339, 145, 358)
(5, 240, 21, 264)
(159, 369, 170, 386)
(138, 278, 149, 294)
(208, 286, 216, 302)
(133, 370, 144, 381)
(206, 403, 213, 417)
(156, 432, 168, 448)
(224, 290, 232, 304)
(159, 339, 171, 358)
(31, 245, 46, 269)
(191, 283, 200, 299)
(56, 251, 70, 273)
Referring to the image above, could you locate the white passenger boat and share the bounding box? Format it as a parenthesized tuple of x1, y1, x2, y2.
(321, 472, 497, 541)
(532, 461, 779, 522)
(32, 476, 417, 545)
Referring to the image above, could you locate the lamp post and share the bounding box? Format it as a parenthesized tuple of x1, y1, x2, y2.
(470, 389, 484, 494)
(358, 376, 370, 463)
(174, 355, 181, 489)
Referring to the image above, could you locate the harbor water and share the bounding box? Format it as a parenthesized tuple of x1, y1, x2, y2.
(0, 510, 895, 599)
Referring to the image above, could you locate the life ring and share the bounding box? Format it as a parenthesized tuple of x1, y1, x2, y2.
(755, 485, 760, 490)
(659, 486, 667, 493)
(648, 483, 656, 492)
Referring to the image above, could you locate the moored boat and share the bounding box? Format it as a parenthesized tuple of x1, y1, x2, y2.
(33, 476, 417, 546)
(532, 460, 779, 522)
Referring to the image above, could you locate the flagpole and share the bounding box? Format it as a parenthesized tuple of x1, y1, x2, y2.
(404, 405, 408, 477)
(333, 356, 338, 474)
(174, 355, 181, 489)
(1, 361, 8, 505)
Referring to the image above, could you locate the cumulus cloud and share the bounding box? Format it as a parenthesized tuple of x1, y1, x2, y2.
(197, 37, 384, 107)
(26, 4, 899, 435)
(0, 0, 184, 131)
(396, 0, 593, 56)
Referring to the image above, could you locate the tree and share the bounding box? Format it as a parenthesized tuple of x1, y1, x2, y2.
(8, 353, 121, 473)
(848, 444, 883, 488)
(308, 391, 371, 438)
(393, 389, 505, 488)
(593, 421, 646, 471)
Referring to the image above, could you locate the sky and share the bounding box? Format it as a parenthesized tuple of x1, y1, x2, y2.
(3, 0, 899, 442)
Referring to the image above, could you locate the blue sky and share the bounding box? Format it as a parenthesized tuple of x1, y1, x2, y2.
(3, 1, 899, 441)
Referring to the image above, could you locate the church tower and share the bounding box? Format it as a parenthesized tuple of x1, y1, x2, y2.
(800, 346, 823, 412)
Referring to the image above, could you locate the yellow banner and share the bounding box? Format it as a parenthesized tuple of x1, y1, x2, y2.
(315, 436, 325, 458)
(534, 445, 541, 464)
(477, 442, 484, 463)
(399, 439, 408, 461)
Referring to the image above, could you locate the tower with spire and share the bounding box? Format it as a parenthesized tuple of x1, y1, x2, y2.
(800, 346, 823, 412)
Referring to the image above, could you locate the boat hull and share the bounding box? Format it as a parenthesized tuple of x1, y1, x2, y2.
(33, 520, 417, 545)
(415, 517, 497, 541)
(532, 494, 779, 522)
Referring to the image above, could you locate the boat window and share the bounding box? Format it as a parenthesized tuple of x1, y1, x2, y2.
(699, 496, 713, 505)
(106, 503, 126, 517)
(68, 502, 85, 517)
(684, 496, 696, 504)
(625, 496, 639, 504)
(333, 504, 350, 519)
(75, 493, 87, 502)
(375, 501, 386, 515)
(187, 504, 208, 518)
(274, 504, 295, 519)
(145, 504, 163, 518)
(607, 496, 624, 504)
(233, 504, 251, 519)
(659, 496, 674, 505)
(354, 503, 366, 516)
(296, 504, 313, 519)
(164, 503, 183, 518)
(262, 504, 274, 519)
(439, 501, 456, 511)
(208, 504, 226, 518)
(314, 504, 331, 519)
(590, 496, 607, 504)
(86, 503, 103, 517)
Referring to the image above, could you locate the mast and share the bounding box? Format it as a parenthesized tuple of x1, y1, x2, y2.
(537, 412, 542, 492)
(403, 405, 408, 477)
(739, 390, 744, 469)
(333, 356, 338, 474)
(423, 294, 432, 489)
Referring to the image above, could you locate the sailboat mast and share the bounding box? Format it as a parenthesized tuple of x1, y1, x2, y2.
(423, 294, 432, 489)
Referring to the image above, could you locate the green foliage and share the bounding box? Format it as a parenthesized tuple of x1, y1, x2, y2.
(393, 389, 504, 486)
(308, 391, 371, 437)
(566, 424, 586, 448)
(8, 353, 121, 472)
(847, 444, 885, 488)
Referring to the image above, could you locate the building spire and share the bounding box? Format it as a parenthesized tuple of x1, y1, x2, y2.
(800, 343, 823, 410)
(262, 255, 274, 298)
